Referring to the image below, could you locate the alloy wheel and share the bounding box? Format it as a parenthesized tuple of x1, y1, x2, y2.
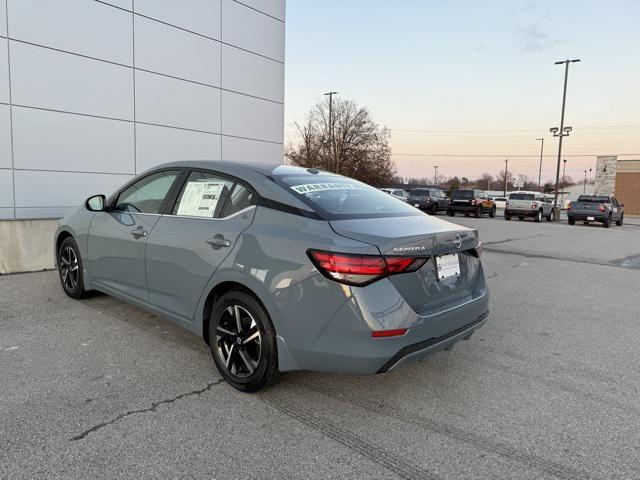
(59, 246, 79, 291)
(216, 305, 262, 378)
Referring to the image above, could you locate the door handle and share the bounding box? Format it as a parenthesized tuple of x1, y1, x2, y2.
(131, 227, 148, 238)
(206, 236, 231, 248)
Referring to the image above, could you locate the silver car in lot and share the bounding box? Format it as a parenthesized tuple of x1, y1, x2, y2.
(55, 161, 489, 392)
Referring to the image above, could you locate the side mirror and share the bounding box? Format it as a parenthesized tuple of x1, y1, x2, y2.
(85, 194, 107, 212)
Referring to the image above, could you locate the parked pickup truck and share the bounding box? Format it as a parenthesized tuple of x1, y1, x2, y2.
(505, 192, 554, 222)
(567, 195, 624, 228)
(448, 189, 496, 218)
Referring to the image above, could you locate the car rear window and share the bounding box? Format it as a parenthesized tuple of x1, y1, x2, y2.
(409, 189, 429, 195)
(276, 175, 420, 219)
(509, 193, 535, 200)
(452, 190, 474, 199)
(577, 195, 610, 203)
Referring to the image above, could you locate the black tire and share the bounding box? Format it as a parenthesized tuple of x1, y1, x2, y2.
(568, 217, 575, 225)
(534, 210, 542, 223)
(505, 214, 512, 221)
(57, 236, 92, 299)
(464, 213, 470, 217)
(546, 211, 553, 222)
(616, 213, 624, 226)
(448, 209, 455, 217)
(474, 207, 481, 218)
(431, 205, 438, 215)
(603, 214, 611, 228)
(518, 216, 525, 221)
(209, 290, 279, 392)
(489, 207, 496, 218)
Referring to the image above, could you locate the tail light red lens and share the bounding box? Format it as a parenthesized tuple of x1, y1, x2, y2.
(531, 202, 538, 209)
(599, 204, 606, 212)
(372, 328, 408, 338)
(308, 250, 427, 286)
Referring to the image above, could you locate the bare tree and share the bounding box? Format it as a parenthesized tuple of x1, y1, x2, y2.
(286, 98, 396, 186)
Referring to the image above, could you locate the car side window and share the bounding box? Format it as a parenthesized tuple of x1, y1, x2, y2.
(221, 184, 255, 217)
(115, 170, 180, 214)
(172, 171, 234, 218)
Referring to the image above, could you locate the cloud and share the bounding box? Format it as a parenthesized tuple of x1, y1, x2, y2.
(515, 24, 560, 54)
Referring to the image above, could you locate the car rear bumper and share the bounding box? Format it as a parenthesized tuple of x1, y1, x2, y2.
(505, 208, 537, 217)
(568, 212, 605, 222)
(273, 267, 490, 375)
(450, 204, 477, 212)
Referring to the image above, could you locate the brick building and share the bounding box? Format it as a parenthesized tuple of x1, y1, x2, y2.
(595, 156, 640, 215)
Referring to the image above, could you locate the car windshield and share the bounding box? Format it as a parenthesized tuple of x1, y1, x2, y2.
(409, 189, 429, 196)
(577, 195, 610, 203)
(509, 193, 535, 200)
(452, 190, 474, 199)
(277, 175, 421, 219)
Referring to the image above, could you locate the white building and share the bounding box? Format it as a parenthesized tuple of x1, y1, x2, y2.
(0, 0, 286, 273)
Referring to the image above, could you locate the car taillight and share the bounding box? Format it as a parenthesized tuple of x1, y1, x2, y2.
(308, 250, 427, 286)
(470, 242, 483, 258)
(531, 202, 538, 209)
(505, 201, 509, 207)
(372, 328, 408, 338)
(598, 204, 606, 212)
(471, 200, 476, 205)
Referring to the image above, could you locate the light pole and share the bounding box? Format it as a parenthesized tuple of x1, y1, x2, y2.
(583, 168, 592, 194)
(433, 166, 439, 185)
(324, 91, 338, 173)
(536, 138, 544, 190)
(551, 58, 580, 211)
(503, 158, 509, 197)
(561, 159, 567, 206)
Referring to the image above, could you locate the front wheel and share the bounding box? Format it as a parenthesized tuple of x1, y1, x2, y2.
(209, 290, 279, 392)
(616, 213, 624, 226)
(448, 209, 455, 216)
(505, 214, 512, 221)
(546, 210, 553, 221)
(568, 217, 575, 225)
(489, 207, 496, 218)
(58, 236, 92, 299)
(534, 210, 542, 223)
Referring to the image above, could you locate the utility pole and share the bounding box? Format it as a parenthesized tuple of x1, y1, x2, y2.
(536, 138, 544, 190)
(433, 166, 439, 185)
(324, 91, 338, 173)
(503, 158, 509, 197)
(551, 59, 580, 211)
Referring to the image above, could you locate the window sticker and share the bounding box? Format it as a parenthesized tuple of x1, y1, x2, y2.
(290, 183, 366, 194)
(177, 181, 225, 217)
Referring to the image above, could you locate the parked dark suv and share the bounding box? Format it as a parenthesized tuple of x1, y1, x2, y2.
(448, 189, 496, 218)
(407, 187, 448, 214)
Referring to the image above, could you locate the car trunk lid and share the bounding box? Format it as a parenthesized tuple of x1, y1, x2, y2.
(329, 215, 482, 313)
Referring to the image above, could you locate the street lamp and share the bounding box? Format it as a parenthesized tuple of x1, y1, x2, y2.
(433, 165, 439, 185)
(503, 158, 509, 197)
(561, 159, 567, 207)
(535, 138, 544, 190)
(551, 58, 581, 214)
(324, 91, 339, 173)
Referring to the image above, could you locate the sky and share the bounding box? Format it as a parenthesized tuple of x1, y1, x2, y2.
(284, 0, 640, 184)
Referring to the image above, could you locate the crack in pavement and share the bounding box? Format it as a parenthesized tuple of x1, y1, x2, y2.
(70, 379, 224, 441)
(260, 392, 437, 480)
(483, 234, 546, 246)
(292, 381, 595, 480)
(483, 247, 638, 270)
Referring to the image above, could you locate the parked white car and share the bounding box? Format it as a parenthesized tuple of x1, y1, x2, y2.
(380, 188, 410, 203)
(493, 197, 508, 209)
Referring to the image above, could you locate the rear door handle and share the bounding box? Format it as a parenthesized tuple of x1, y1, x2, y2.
(206, 236, 231, 248)
(131, 227, 148, 238)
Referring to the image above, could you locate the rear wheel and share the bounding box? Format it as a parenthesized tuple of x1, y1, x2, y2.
(489, 206, 496, 218)
(57, 237, 92, 299)
(209, 290, 279, 392)
(546, 210, 553, 221)
(518, 216, 525, 221)
(504, 214, 512, 221)
(534, 210, 542, 223)
(464, 213, 470, 217)
(448, 209, 455, 217)
(474, 207, 481, 218)
(568, 217, 575, 225)
(616, 213, 624, 226)
(603, 214, 611, 228)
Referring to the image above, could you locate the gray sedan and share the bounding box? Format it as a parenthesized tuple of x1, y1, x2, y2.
(55, 161, 489, 392)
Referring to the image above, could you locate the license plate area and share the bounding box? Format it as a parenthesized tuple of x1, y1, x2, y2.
(435, 253, 460, 280)
(587, 216, 595, 221)
(414, 203, 420, 207)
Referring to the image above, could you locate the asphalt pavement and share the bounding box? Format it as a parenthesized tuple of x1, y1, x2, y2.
(1, 213, 639, 480)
